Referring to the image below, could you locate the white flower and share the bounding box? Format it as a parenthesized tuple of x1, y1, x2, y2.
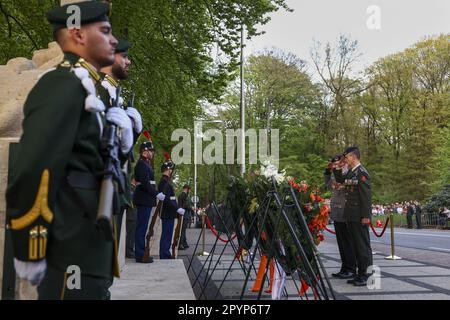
(261, 164, 278, 178)
(259, 162, 286, 185)
(274, 169, 286, 184)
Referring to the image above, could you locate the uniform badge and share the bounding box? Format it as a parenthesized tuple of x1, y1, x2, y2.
(361, 175, 367, 183)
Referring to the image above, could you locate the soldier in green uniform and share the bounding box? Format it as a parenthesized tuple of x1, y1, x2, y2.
(98, 39, 143, 243)
(333, 146, 373, 286)
(5, 2, 133, 299)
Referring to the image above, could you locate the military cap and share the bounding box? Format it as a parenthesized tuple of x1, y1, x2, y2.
(115, 39, 131, 53)
(139, 141, 154, 153)
(161, 161, 175, 172)
(343, 146, 360, 156)
(46, 1, 110, 32)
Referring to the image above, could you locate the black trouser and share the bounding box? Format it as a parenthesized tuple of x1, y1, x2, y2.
(407, 213, 413, 229)
(334, 221, 357, 273)
(126, 207, 137, 257)
(38, 265, 112, 300)
(415, 213, 422, 229)
(180, 214, 190, 247)
(346, 221, 373, 279)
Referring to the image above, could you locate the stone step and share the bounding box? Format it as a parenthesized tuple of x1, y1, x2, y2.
(110, 259, 195, 300)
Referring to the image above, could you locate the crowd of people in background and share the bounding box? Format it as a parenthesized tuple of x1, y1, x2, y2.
(371, 201, 422, 217)
(370, 201, 449, 229)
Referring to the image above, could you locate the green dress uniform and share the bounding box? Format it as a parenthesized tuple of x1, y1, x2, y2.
(5, 2, 120, 300)
(334, 163, 373, 282)
(96, 39, 136, 241)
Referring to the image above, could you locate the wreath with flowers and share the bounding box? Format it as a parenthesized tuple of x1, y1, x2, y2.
(227, 160, 330, 276)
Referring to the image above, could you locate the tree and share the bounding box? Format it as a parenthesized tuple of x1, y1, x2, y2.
(219, 49, 326, 190)
(311, 34, 368, 149)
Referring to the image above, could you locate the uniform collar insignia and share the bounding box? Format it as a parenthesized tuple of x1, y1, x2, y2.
(60, 60, 71, 68)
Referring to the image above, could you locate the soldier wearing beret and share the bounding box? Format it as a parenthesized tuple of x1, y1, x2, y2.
(98, 38, 143, 249)
(158, 161, 185, 259)
(5, 1, 133, 299)
(334, 146, 373, 286)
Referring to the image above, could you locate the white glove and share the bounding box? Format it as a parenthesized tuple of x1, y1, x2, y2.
(177, 208, 185, 216)
(14, 258, 47, 286)
(157, 192, 166, 201)
(125, 107, 143, 134)
(105, 107, 133, 153)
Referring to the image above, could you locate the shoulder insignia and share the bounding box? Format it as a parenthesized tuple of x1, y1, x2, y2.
(105, 74, 119, 87)
(60, 60, 72, 68)
(78, 58, 101, 83)
(10, 169, 54, 230)
(361, 175, 367, 183)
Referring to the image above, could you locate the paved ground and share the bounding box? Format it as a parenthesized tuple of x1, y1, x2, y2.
(110, 258, 195, 300)
(368, 226, 450, 255)
(179, 224, 450, 300)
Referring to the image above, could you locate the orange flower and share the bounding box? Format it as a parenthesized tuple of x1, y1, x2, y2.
(299, 279, 310, 297)
(320, 205, 329, 217)
(310, 192, 316, 203)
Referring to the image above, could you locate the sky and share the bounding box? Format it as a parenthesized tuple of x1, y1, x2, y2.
(247, 0, 450, 75)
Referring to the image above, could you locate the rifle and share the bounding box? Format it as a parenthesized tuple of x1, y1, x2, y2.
(142, 168, 171, 262)
(142, 193, 162, 262)
(96, 86, 126, 241)
(171, 209, 184, 259)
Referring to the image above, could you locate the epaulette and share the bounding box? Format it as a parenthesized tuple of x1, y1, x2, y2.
(359, 165, 370, 177)
(75, 58, 101, 83)
(104, 74, 118, 87)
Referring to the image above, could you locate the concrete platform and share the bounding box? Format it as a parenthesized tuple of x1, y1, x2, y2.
(110, 259, 195, 300)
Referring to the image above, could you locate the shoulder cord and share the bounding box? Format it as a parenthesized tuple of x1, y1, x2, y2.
(70, 63, 106, 137)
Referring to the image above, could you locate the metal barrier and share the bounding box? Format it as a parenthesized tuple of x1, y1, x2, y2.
(423, 212, 450, 229)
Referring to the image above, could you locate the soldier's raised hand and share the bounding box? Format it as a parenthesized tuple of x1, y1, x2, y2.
(106, 107, 133, 153)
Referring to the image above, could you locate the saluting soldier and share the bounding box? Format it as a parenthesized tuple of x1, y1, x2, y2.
(158, 160, 185, 259)
(334, 146, 373, 286)
(5, 2, 133, 299)
(324, 155, 357, 279)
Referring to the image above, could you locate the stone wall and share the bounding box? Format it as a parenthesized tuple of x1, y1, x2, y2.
(0, 42, 63, 138)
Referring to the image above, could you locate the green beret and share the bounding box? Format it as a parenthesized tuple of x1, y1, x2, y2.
(46, 1, 110, 32)
(115, 39, 131, 53)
